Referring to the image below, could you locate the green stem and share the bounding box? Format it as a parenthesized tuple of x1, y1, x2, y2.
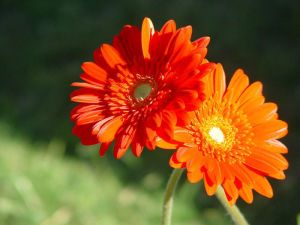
(215, 186, 250, 225)
(161, 169, 184, 225)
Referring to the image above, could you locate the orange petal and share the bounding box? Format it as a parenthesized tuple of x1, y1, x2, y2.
(238, 184, 253, 204)
(245, 153, 283, 175)
(254, 139, 288, 154)
(229, 164, 253, 187)
(205, 159, 223, 185)
(97, 116, 124, 143)
(238, 81, 263, 105)
(141, 17, 154, 59)
(155, 136, 178, 150)
(202, 70, 214, 97)
(173, 128, 194, 143)
(169, 153, 185, 168)
(247, 103, 278, 125)
(187, 170, 203, 183)
(252, 120, 288, 140)
(176, 147, 194, 162)
(269, 170, 286, 180)
(224, 69, 249, 103)
(213, 63, 226, 101)
(246, 170, 273, 198)
(222, 180, 238, 205)
(251, 148, 288, 170)
(239, 95, 265, 112)
(221, 163, 235, 180)
(186, 153, 204, 172)
(204, 173, 218, 196)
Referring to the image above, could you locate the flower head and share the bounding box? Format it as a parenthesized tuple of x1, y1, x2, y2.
(157, 64, 288, 204)
(70, 18, 215, 158)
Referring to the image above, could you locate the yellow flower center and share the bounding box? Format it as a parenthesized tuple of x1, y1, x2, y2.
(208, 127, 224, 143)
(201, 115, 237, 152)
(188, 97, 254, 164)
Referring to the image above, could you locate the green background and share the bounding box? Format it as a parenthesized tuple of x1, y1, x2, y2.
(0, 0, 299, 224)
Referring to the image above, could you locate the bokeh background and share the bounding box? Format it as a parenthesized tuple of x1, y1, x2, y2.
(1, 0, 300, 225)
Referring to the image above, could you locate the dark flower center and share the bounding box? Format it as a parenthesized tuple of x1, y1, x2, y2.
(133, 82, 152, 101)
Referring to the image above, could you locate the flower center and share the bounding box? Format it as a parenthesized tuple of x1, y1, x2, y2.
(189, 97, 254, 164)
(133, 83, 152, 101)
(201, 115, 237, 152)
(208, 126, 224, 143)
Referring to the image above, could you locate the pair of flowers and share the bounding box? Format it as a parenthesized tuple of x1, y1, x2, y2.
(70, 18, 288, 205)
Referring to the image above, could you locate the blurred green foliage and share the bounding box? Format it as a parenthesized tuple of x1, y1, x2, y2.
(0, 0, 300, 225)
(0, 124, 232, 225)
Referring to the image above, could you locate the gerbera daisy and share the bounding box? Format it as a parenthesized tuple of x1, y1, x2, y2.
(157, 63, 288, 204)
(70, 18, 215, 158)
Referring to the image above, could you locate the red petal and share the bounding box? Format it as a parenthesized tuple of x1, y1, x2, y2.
(81, 62, 107, 82)
(113, 125, 137, 158)
(131, 129, 144, 157)
(101, 44, 126, 69)
(157, 110, 177, 141)
(72, 124, 98, 145)
(160, 20, 176, 34)
(99, 142, 112, 157)
(167, 26, 192, 63)
(76, 110, 104, 125)
(70, 88, 101, 104)
(97, 116, 124, 143)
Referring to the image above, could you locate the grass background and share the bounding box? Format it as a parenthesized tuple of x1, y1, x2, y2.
(0, 0, 300, 224)
(0, 123, 232, 225)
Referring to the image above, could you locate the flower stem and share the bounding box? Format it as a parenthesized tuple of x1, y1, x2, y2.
(215, 186, 249, 225)
(161, 169, 183, 225)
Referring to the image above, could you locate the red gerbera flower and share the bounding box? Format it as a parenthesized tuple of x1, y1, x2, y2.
(70, 18, 215, 158)
(157, 64, 288, 204)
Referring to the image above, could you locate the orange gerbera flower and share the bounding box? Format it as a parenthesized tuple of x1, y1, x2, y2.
(157, 64, 288, 204)
(70, 18, 215, 158)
